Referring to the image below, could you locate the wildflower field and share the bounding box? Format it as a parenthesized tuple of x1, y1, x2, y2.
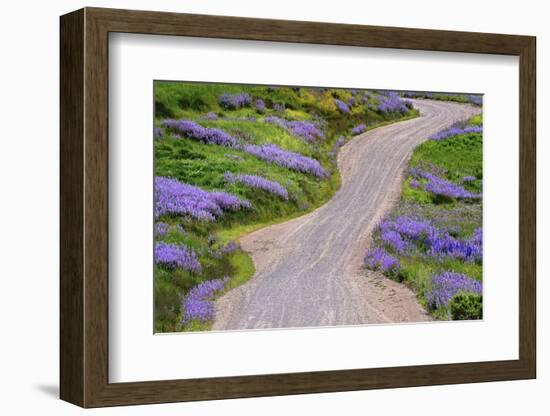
(153, 82, 421, 332)
(364, 113, 483, 320)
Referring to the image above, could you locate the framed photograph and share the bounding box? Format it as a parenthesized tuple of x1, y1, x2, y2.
(60, 7, 536, 407)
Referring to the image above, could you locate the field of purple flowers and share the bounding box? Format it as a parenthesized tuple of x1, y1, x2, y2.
(364, 113, 483, 320)
(153, 82, 420, 332)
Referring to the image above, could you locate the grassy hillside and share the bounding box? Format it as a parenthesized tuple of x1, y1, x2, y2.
(364, 115, 483, 320)
(153, 82, 419, 332)
(403, 91, 483, 106)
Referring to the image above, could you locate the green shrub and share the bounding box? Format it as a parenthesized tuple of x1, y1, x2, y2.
(450, 292, 482, 320)
(469, 114, 483, 126)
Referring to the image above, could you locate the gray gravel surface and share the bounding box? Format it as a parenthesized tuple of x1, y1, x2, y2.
(213, 99, 481, 331)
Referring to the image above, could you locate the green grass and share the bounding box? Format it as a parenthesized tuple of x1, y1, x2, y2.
(155, 82, 244, 118)
(409, 132, 483, 187)
(154, 82, 420, 331)
(407, 92, 479, 105)
(226, 251, 255, 290)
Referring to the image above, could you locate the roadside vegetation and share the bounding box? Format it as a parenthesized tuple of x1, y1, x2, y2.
(364, 112, 483, 320)
(403, 91, 483, 106)
(154, 82, 419, 332)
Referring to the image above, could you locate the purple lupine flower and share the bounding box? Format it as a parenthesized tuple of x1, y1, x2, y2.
(409, 169, 481, 200)
(462, 175, 477, 182)
(179, 277, 229, 325)
(347, 97, 356, 107)
(470, 228, 482, 245)
(286, 120, 326, 142)
(424, 174, 481, 200)
(429, 125, 482, 141)
(334, 99, 350, 113)
(154, 242, 202, 273)
(154, 222, 169, 237)
(465, 231, 483, 262)
(155, 176, 250, 220)
(224, 172, 288, 200)
(210, 191, 252, 211)
(201, 111, 218, 120)
(155, 222, 186, 238)
(255, 98, 266, 113)
(424, 229, 482, 262)
(361, 92, 371, 103)
(383, 216, 434, 240)
(351, 123, 367, 135)
(364, 246, 400, 273)
(264, 116, 325, 142)
(242, 143, 328, 178)
(264, 115, 295, 129)
(378, 216, 482, 263)
(380, 229, 409, 253)
(218, 93, 251, 109)
(221, 116, 257, 123)
(465, 228, 483, 261)
(273, 103, 285, 112)
(425, 272, 482, 309)
(219, 240, 240, 254)
(329, 136, 346, 158)
(154, 127, 163, 140)
(407, 167, 423, 178)
(468, 94, 483, 106)
(161, 119, 238, 147)
(409, 179, 420, 189)
(377, 91, 411, 113)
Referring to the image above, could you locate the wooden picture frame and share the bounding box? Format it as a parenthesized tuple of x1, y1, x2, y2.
(60, 7, 536, 408)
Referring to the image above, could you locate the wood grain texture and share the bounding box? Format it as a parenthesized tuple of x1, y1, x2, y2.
(59, 7, 537, 408)
(59, 8, 84, 407)
(88, 7, 532, 54)
(518, 38, 536, 376)
(84, 10, 110, 406)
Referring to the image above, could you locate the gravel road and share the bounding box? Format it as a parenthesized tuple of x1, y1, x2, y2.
(213, 99, 481, 331)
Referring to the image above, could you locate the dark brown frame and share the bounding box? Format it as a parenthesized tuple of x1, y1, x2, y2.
(60, 7, 536, 408)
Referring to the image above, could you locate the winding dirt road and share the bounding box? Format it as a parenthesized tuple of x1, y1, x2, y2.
(213, 100, 481, 331)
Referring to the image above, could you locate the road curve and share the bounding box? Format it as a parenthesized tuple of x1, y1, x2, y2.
(213, 100, 481, 331)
